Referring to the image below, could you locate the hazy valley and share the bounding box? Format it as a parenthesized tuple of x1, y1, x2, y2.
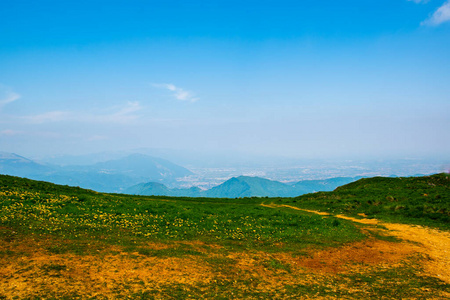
(1, 151, 446, 197)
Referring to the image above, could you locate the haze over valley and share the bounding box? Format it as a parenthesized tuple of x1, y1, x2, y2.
(1, 150, 447, 197)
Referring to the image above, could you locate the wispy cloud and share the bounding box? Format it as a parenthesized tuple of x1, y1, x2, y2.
(0, 85, 20, 110)
(23, 101, 142, 124)
(24, 111, 71, 123)
(152, 83, 199, 102)
(407, 0, 429, 3)
(421, 0, 450, 26)
(93, 101, 142, 123)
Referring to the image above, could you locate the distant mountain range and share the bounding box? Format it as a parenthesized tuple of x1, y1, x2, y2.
(0, 152, 192, 193)
(125, 175, 362, 198)
(1, 151, 362, 197)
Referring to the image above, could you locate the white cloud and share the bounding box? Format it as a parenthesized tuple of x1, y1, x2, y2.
(421, 0, 450, 26)
(22, 102, 142, 124)
(92, 101, 142, 123)
(23, 111, 70, 123)
(0, 86, 20, 110)
(152, 83, 199, 102)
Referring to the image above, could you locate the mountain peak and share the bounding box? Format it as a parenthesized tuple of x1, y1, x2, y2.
(1, 152, 193, 193)
(0, 152, 33, 162)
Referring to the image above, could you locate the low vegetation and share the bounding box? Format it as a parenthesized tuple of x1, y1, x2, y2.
(287, 173, 450, 230)
(0, 174, 449, 299)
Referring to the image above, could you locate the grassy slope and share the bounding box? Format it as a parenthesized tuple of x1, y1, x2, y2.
(0, 175, 363, 252)
(283, 173, 450, 230)
(1, 174, 449, 299)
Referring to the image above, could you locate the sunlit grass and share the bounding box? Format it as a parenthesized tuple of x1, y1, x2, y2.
(0, 176, 364, 252)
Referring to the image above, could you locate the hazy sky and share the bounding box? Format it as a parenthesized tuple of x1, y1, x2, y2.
(1, 0, 449, 159)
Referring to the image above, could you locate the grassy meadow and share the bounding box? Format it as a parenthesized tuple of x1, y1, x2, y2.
(1, 174, 449, 299)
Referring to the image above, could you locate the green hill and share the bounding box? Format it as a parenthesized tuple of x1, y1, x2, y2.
(292, 176, 362, 194)
(204, 176, 296, 198)
(124, 181, 203, 197)
(287, 173, 450, 229)
(124, 181, 172, 196)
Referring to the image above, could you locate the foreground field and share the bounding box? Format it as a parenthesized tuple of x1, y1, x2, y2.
(1, 174, 449, 299)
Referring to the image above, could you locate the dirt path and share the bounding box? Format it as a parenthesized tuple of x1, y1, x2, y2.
(262, 203, 450, 284)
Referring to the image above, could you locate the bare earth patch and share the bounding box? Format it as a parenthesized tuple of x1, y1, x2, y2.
(0, 240, 213, 299)
(274, 204, 450, 284)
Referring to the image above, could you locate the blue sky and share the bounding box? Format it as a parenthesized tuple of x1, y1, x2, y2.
(0, 0, 449, 159)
